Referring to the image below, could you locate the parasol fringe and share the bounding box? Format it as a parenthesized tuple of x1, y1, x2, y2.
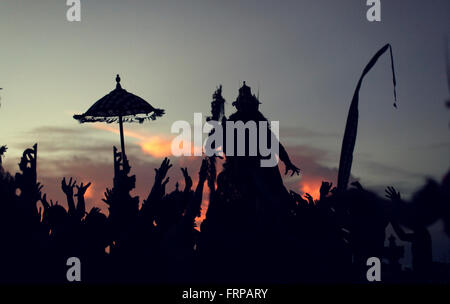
(337, 43, 398, 192)
(73, 108, 165, 124)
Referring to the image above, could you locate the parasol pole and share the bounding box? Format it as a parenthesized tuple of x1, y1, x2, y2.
(118, 114, 126, 161)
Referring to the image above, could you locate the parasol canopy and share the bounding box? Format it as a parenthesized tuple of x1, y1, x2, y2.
(73, 75, 165, 159)
(74, 75, 164, 124)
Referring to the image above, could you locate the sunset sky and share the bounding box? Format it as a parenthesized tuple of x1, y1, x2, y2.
(0, 1, 449, 261)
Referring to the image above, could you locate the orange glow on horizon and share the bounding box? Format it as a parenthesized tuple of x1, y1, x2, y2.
(92, 124, 205, 158)
(84, 183, 94, 199)
(139, 137, 173, 158)
(92, 124, 173, 158)
(299, 180, 321, 202)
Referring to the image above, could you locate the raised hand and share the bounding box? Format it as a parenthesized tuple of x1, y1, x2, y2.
(154, 158, 172, 185)
(75, 182, 91, 198)
(320, 181, 333, 199)
(61, 177, 77, 214)
(304, 193, 315, 205)
(75, 182, 91, 219)
(89, 207, 102, 216)
(61, 177, 76, 197)
(385, 186, 401, 202)
(181, 167, 193, 192)
(40, 193, 50, 210)
(102, 188, 114, 205)
(285, 161, 300, 177)
(290, 190, 308, 207)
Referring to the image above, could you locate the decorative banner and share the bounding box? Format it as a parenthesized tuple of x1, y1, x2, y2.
(337, 44, 397, 192)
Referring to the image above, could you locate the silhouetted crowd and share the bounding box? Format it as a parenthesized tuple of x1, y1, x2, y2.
(0, 141, 449, 284)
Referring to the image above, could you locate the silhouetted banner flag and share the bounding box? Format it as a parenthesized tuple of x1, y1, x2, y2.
(337, 44, 397, 192)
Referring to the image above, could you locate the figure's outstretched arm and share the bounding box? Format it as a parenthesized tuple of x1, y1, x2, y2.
(279, 142, 300, 176)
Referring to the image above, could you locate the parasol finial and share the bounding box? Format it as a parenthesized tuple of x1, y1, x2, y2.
(116, 74, 122, 89)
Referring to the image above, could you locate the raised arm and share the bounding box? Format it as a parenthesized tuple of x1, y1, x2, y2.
(385, 186, 414, 242)
(181, 167, 193, 194)
(319, 181, 333, 201)
(146, 158, 172, 203)
(184, 159, 208, 224)
(61, 177, 77, 216)
(75, 182, 91, 220)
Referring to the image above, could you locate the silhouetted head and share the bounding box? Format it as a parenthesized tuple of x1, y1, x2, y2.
(155, 194, 184, 229)
(85, 207, 107, 229)
(45, 205, 68, 230)
(232, 81, 260, 114)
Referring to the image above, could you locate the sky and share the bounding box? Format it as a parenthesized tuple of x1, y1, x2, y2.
(0, 0, 449, 262)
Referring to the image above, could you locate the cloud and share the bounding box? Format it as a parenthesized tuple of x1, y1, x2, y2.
(11, 124, 416, 223)
(358, 159, 425, 180)
(280, 126, 340, 140)
(92, 124, 174, 158)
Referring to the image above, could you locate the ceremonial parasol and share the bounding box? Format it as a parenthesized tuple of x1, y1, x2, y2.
(74, 75, 165, 160)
